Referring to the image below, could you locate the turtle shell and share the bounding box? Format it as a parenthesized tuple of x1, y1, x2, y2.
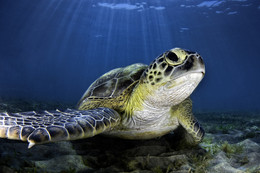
(78, 63, 147, 104)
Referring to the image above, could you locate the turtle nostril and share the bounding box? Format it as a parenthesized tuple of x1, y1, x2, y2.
(198, 56, 204, 65)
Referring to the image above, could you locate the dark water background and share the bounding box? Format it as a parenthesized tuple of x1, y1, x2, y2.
(0, 0, 259, 112)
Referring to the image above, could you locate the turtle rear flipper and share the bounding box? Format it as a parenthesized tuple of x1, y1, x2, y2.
(0, 107, 120, 148)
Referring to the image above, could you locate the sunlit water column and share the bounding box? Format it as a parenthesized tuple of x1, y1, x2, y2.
(91, 1, 173, 67)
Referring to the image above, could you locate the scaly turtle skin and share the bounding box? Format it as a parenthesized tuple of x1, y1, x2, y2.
(0, 48, 205, 148)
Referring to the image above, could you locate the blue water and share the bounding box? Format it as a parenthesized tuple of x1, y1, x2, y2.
(0, 0, 259, 111)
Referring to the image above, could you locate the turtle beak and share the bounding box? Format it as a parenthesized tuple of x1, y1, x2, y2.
(198, 56, 205, 76)
(171, 53, 205, 80)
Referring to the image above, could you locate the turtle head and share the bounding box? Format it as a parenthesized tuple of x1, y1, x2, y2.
(140, 48, 205, 107)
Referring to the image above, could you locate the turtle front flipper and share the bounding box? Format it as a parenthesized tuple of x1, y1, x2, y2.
(0, 107, 120, 148)
(171, 98, 204, 146)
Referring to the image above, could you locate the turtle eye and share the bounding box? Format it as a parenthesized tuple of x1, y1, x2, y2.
(165, 51, 179, 65)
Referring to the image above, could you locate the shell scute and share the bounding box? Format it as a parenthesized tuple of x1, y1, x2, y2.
(78, 63, 147, 106)
(91, 79, 117, 98)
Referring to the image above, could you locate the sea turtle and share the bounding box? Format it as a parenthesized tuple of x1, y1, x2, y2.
(0, 48, 205, 148)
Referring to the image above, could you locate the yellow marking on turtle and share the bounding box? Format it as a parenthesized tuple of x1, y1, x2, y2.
(7, 126, 21, 139)
(0, 126, 8, 138)
(165, 48, 189, 66)
(124, 83, 149, 116)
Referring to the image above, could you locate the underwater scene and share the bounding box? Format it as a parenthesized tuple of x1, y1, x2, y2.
(0, 0, 260, 172)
